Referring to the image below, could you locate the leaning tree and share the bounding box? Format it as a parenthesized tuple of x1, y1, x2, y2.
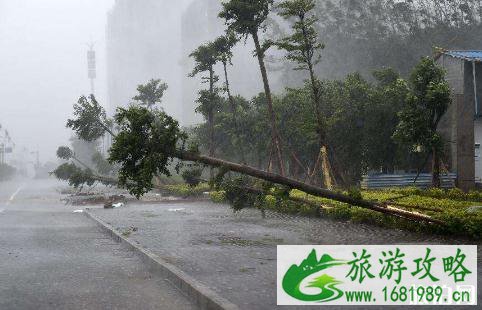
(189, 42, 223, 160)
(132, 79, 168, 110)
(57, 94, 444, 225)
(276, 0, 336, 188)
(212, 33, 247, 163)
(219, 0, 285, 176)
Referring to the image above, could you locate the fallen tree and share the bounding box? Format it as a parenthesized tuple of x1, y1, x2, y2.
(59, 96, 444, 225)
(177, 151, 444, 225)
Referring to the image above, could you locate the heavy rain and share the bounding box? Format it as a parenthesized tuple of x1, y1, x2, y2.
(0, 1, 480, 309)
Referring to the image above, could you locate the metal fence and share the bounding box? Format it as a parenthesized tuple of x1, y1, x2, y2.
(361, 173, 456, 189)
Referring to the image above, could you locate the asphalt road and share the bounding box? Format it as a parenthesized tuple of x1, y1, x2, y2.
(0, 179, 196, 310)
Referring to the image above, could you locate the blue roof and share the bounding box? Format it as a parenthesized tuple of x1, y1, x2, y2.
(444, 50, 482, 62)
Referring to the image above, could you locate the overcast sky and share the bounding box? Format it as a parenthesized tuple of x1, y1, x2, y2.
(0, 0, 114, 163)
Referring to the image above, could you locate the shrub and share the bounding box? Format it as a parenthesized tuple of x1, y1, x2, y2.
(209, 191, 226, 203)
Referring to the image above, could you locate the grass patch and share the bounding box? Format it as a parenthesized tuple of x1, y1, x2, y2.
(208, 187, 482, 239)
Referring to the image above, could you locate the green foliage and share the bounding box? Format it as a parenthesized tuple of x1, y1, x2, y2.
(162, 183, 210, 198)
(219, 0, 274, 37)
(56, 146, 73, 160)
(108, 106, 187, 198)
(69, 136, 99, 169)
(212, 33, 238, 66)
(347, 187, 362, 201)
(132, 79, 168, 109)
(195, 89, 224, 120)
(208, 184, 481, 239)
(302, 0, 482, 82)
(92, 152, 116, 176)
(223, 176, 263, 211)
(189, 43, 218, 78)
(277, 0, 324, 71)
(209, 190, 227, 203)
(393, 57, 451, 153)
(182, 166, 204, 187)
(192, 68, 415, 185)
(67, 95, 111, 142)
(52, 163, 95, 188)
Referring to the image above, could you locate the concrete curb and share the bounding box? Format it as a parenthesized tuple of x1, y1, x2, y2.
(84, 209, 239, 310)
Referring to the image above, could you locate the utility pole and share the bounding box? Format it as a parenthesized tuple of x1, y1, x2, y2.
(87, 42, 108, 155)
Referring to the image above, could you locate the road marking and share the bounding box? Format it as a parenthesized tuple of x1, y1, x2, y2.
(5, 185, 24, 206)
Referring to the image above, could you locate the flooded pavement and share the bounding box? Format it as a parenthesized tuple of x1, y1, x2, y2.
(89, 199, 481, 310)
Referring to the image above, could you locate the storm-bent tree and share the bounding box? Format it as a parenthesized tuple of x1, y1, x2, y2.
(109, 106, 187, 197)
(132, 79, 168, 109)
(277, 0, 335, 188)
(219, 0, 286, 176)
(58, 92, 443, 224)
(212, 32, 246, 162)
(67, 95, 115, 139)
(189, 42, 222, 160)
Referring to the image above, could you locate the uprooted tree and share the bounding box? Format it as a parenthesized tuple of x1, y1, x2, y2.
(54, 94, 443, 225)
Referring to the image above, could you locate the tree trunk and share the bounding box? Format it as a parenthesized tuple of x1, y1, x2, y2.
(177, 151, 444, 225)
(208, 67, 215, 158)
(223, 61, 246, 163)
(432, 147, 441, 188)
(305, 30, 335, 189)
(208, 67, 216, 180)
(251, 30, 285, 176)
(320, 145, 335, 190)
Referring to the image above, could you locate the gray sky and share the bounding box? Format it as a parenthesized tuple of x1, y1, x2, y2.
(0, 0, 114, 163)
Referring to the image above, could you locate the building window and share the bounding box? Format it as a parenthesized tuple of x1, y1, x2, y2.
(476, 143, 481, 158)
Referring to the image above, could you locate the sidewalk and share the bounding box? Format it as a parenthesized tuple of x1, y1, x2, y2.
(88, 199, 482, 309)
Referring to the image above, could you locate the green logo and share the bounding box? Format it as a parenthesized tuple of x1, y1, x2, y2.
(282, 249, 346, 302)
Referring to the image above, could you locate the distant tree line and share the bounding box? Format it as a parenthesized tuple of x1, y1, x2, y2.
(309, 0, 482, 80)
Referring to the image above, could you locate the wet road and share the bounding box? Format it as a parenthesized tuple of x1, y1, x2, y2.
(0, 178, 479, 309)
(91, 193, 481, 309)
(0, 179, 196, 310)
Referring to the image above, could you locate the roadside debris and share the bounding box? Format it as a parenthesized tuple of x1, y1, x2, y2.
(121, 226, 138, 237)
(104, 195, 126, 209)
(168, 208, 185, 212)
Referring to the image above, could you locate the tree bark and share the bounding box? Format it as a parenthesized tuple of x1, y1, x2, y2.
(222, 61, 246, 163)
(177, 151, 444, 225)
(208, 67, 216, 158)
(301, 18, 335, 189)
(251, 30, 285, 176)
